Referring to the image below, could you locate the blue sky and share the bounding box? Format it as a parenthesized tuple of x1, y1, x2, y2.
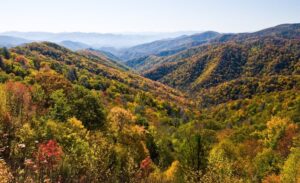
(1, 0, 299, 33)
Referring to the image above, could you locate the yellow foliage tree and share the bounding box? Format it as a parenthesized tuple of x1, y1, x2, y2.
(0, 159, 12, 183)
(164, 160, 181, 182)
(107, 107, 134, 137)
(263, 117, 289, 149)
(281, 147, 300, 183)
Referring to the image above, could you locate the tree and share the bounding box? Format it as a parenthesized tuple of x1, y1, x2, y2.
(5, 82, 32, 120)
(163, 160, 182, 182)
(262, 174, 280, 183)
(179, 133, 207, 173)
(262, 117, 289, 149)
(207, 139, 239, 181)
(145, 133, 159, 164)
(276, 123, 299, 157)
(35, 72, 72, 98)
(36, 140, 63, 182)
(78, 75, 91, 88)
(50, 89, 71, 121)
(281, 138, 300, 183)
(15, 56, 28, 65)
(70, 85, 106, 129)
(0, 159, 12, 183)
(254, 148, 281, 180)
(2, 47, 10, 59)
(0, 56, 5, 69)
(66, 67, 78, 82)
(107, 107, 134, 138)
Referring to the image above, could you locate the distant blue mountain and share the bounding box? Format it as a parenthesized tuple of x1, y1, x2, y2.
(59, 40, 91, 51)
(0, 31, 199, 48)
(116, 31, 220, 61)
(0, 35, 31, 47)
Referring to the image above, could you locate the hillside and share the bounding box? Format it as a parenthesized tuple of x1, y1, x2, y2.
(77, 48, 127, 71)
(0, 42, 204, 182)
(5, 42, 190, 106)
(143, 24, 300, 105)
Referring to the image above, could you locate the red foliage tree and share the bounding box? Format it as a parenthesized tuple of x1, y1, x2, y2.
(139, 156, 154, 177)
(5, 81, 32, 122)
(276, 123, 299, 157)
(36, 140, 63, 171)
(35, 72, 72, 97)
(15, 55, 28, 66)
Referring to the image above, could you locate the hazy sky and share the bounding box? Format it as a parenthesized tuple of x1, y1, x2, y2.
(1, 0, 299, 33)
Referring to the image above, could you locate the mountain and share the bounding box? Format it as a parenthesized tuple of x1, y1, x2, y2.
(0, 31, 200, 48)
(142, 23, 300, 106)
(0, 35, 30, 47)
(125, 24, 300, 74)
(211, 23, 300, 43)
(84, 48, 122, 62)
(118, 31, 220, 61)
(0, 41, 192, 111)
(77, 48, 127, 71)
(0, 42, 203, 182)
(59, 40, 91, 51)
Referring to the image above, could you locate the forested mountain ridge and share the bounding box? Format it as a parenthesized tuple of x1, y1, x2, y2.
(77, 48, 128, 71)
(123, 24, 299, 73)
(5, 42, 190, 107)
(143, 24, 300, 105)
(212, 23, 300, 43)
(129, 23, 300, 75)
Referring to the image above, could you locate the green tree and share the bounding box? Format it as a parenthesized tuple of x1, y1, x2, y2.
(179, 133, 207, 174)
(254, 148, 282, 180)
(281, 147, 300, 183)
(70, 85, 106, 129)
(207, 139, 239, 181)
(50, 89, 71, 121)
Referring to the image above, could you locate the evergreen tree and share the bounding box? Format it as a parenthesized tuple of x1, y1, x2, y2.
(0, 56, 4, 69)
(2, 47, 10, 59)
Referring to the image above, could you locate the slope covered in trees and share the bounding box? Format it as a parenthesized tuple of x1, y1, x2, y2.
(0, 43, 199, 182)
(143, 24, 300, 105)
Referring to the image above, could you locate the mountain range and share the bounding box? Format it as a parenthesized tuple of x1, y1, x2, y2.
(0, 31, 199, 48)
(133, 23, 300, 105)
(0, 35, 31, 47)
(0, 23, 299, 182)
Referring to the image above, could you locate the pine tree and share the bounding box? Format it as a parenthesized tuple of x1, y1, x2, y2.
(2, 47, 10, 59)
(0, 56, 4, 69)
